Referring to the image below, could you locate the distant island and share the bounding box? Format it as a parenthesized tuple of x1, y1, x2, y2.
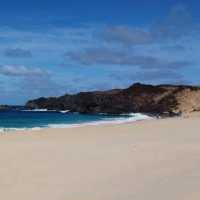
(0, 105, 25, 111)
(25, 83, 200, 117)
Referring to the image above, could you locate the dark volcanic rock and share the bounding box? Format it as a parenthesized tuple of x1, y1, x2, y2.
(26, 83, 200, 116)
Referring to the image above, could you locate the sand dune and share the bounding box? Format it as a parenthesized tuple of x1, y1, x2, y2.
(0, 115, 200, 199)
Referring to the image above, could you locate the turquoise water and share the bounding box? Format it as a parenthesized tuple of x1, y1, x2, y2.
(0, 110, 150, 132)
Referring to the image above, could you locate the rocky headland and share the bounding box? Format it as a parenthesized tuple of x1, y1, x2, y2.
(26, 83, 200, 117)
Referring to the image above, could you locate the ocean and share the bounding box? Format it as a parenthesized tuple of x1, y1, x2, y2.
(0, 109, 151, 132)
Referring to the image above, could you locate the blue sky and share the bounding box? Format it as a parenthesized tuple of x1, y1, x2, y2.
(0, 0, 200, 104)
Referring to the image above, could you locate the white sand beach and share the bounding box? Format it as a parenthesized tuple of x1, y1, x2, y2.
(0, 115, 200, 199)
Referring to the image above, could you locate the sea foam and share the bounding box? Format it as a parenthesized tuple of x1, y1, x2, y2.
(47, 113, 152, 129)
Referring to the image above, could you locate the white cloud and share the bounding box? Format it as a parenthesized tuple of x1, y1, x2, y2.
(0, 65, 48, 77)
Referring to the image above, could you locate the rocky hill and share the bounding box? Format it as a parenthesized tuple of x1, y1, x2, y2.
(26, 83, 200, 116)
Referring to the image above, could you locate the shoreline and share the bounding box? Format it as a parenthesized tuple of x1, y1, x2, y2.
(0, 112, 153, 134)
(0, 112, 194, 135)
(0, 112, 195, 136)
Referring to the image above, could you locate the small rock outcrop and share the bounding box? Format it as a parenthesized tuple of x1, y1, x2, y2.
(26, 83, 200, 116)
